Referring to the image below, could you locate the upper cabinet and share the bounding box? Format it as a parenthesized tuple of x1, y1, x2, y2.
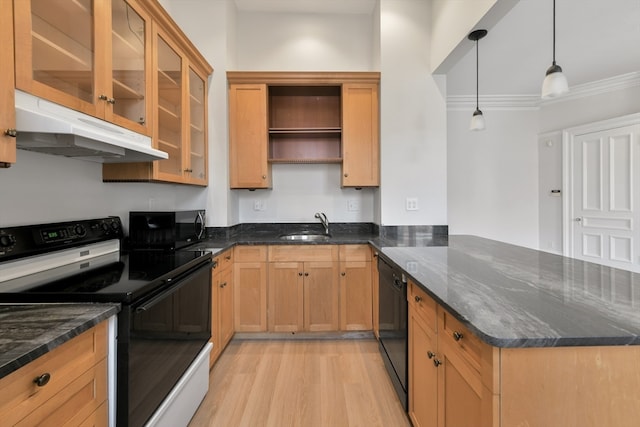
(227, 72, 380, 189)
(101, 1, 212, 185)
(0, 0, 16, 168)
(14, 0, 152, 136)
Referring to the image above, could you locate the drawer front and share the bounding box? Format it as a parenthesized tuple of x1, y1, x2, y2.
(214, 249, 234, 269)
(268, 245, 338, 262)
(438, 307, 483, 372)
(408, 281, 437, 333)
(234, 245, 267, 262)
(0, 322, 108, 426)
(339, 244, 372, 262)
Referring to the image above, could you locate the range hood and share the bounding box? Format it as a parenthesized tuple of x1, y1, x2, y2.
(14, 90, 169, 163)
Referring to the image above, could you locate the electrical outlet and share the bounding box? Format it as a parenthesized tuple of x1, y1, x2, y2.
(347, 199, 361, 212)
(406, 197, 419, 211)
(253, 200, 266, 211)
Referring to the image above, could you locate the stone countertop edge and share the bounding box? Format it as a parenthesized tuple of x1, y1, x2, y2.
(0, 303, 120, 380)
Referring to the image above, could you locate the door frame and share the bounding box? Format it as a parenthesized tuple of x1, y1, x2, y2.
(562, 112, 640, 258)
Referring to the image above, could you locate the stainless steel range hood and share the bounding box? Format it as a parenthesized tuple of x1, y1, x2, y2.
(14, 90, 169, 163)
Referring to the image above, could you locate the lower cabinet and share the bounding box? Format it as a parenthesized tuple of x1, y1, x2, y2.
(233, 245, 268, 332)
(0, 321, 108, 426)
(339, 245, 373, 331)
(210, 249, 234, 368)
(408, 280, 497, 427)
(267, 245, 339, 332)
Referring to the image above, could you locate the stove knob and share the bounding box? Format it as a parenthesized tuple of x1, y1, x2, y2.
(110, 221, 121, 231)
(101, 222, 110, 233)
(0, 234, 16, 247)
(74, 225, 86, 236)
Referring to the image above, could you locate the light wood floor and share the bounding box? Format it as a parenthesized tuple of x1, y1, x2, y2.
(188, 338, 411, 427)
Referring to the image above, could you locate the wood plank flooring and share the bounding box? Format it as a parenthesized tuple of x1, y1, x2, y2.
(188, 338, 411, 427)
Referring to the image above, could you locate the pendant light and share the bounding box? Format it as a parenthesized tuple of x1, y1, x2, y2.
(468, 29, 487, 131)
(541, 0, 568, 98)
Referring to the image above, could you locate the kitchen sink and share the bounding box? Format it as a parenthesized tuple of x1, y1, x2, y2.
(279, 233, 331, 242)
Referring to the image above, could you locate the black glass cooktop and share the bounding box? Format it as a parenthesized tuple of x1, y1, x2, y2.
(0, 250, 212, 304)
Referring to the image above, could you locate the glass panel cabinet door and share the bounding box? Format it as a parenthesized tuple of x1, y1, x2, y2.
(26, 0, 95, 104)
(156, 35, 183, 177)
(111, 0, 148, 131)
(188, 68, 207, 182)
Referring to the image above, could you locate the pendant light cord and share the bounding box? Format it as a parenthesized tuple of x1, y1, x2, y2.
(475, 39, 479, 110)
(552, 0, 556, 66)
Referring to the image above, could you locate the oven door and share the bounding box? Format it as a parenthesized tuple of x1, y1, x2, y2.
(118, 261, 211, 427)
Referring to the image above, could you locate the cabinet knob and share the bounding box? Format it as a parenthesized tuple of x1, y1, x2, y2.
(341, 272, 346, 276)
(453, 331, 464, 341)
(344, 173, 349, 177)
(298, 272, 303, 276)
(34, 373, 51, 387)
(225, 255, 231, 260)
(220, 282, 227, 288)
(414, 295, 422, 303)
(433, 359, 442, 367)
(98, 94, 108, 101)
(427, 351, 435, 359)
(262, 175, 267, 179)
(304, 272, 309, 277)
(4, 129, 17, 138)
(107, 97, 116, 105)
(184, 168, 193, 173)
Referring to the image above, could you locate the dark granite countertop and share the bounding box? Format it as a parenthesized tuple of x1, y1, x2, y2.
(379, 235, 640, 348)
(0, 303, 119, 379)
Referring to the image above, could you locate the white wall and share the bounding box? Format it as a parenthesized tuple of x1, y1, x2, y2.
(447, 108, 539, 248)
(379, 0, 448, 226)
(0, 150, 206, 229)
(538, 131, 563, 254)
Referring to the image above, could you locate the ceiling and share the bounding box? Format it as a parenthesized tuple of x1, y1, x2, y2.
(233, 0, 640, 96)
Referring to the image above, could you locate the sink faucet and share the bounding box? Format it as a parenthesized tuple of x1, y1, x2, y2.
(315, 212, 329, 235)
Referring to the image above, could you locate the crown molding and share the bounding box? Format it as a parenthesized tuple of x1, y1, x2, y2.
(447, 72, 640, 111)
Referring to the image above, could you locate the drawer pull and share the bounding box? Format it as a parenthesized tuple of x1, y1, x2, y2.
(453, 331, 464, 341)
(34, 373, 51, 387)
(225, 255, 231, 260)
(341, 272, 346, 276)
(220, 282, 227, 288)
(427, 351, 435, 359)
(433, 359, 442, 367)
(414, 295, 422, 303)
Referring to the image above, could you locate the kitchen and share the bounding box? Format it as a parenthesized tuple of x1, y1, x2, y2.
(1, 0, 640, 426)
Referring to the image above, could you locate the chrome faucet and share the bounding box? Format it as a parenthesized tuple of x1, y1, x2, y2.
(315, 212, 329, 235)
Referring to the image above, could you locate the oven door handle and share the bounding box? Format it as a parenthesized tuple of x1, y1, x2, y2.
(135, 264, 209, 313)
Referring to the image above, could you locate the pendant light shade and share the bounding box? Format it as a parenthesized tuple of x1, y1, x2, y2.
(468, 29, 487, 131)
(542, 0, 568, 99)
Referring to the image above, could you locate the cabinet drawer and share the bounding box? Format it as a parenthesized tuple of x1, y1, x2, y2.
(438, 307, 484, 373)
(214, 249, 234, 270)
(339, 244, 372, 261)
(269, 245, 338, 262)
(234, 245, 267, 262)
(0, 322, 108, 426)
(408, 281, 437, 333)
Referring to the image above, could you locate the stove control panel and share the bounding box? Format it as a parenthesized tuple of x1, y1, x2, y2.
(0, 217, 123, 261)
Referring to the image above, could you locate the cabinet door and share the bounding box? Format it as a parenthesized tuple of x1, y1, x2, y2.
(304, 261, 339, 331)
(438, 341, 486, 427)
(229, 84, 270, 189)
(234, 262, 268, 332)
(339, 260, 372, 330)
(218, 265, 234, 348)
(408, 312, 438, 427)
(107, 0, 152, 135)
(0, 0, 16, 167)
(14, 0, 103, 117)
(341, 83, 379, 187)
(268, 262, 304, 332)
(154, 29, 185, 181)
(187, 67, 208, 184)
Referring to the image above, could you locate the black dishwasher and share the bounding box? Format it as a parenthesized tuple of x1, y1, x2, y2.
(377, 255, 408, 411)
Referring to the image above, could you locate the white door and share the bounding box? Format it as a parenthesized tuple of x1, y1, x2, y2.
(567, 122, 640, 272)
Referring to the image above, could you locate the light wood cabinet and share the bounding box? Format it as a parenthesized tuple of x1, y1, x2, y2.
(234, 245, 268, 332)
(14, 0, 153, 136)
(408, 304, 438, 427)
(339, 245, 372, 331)
(0, 0, 16, 168)
(210, 249, 234, 367)
(227, 72, 380, 189)
(228, 84, 270, 189)
(102, 3, 211, 185)
(342, 83, 379, 187)
(268, 245, 340, 332)
(0, 321, 108, 426)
